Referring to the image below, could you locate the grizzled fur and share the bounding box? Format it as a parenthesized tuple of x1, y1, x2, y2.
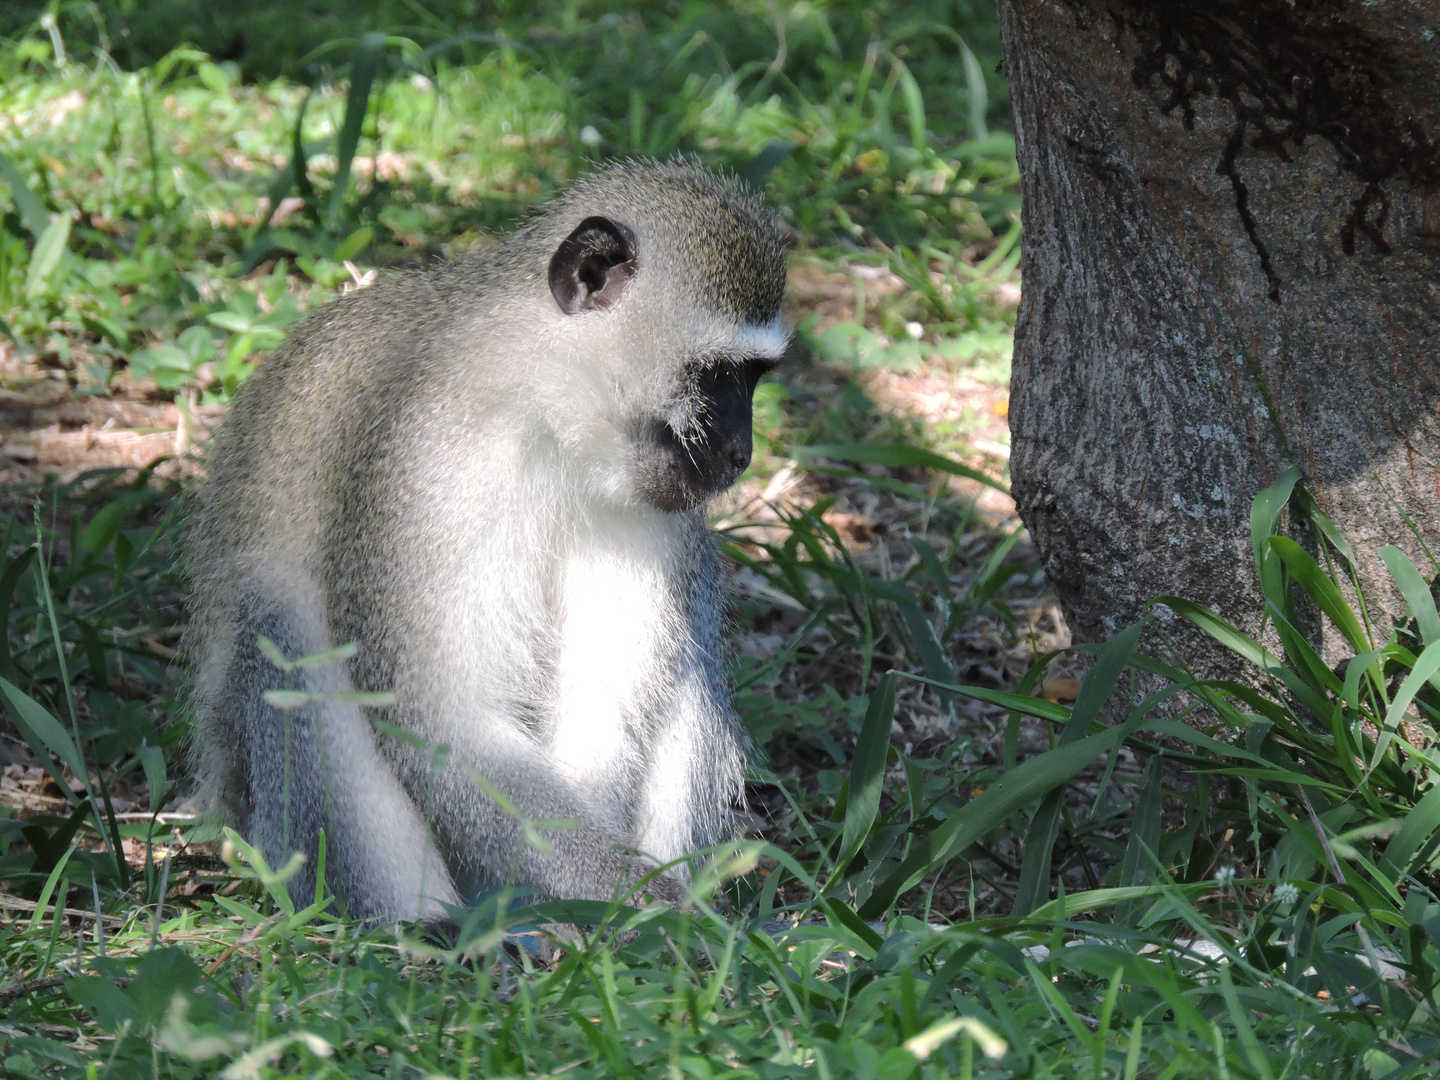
(184, 161, 789, 921)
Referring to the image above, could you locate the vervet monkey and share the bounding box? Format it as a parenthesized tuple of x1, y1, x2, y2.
(184, 161, 789, 922)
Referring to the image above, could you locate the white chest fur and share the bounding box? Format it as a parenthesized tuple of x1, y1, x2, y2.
(549, 512, 684, 794)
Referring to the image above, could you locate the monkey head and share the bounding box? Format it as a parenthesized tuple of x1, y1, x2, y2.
(541, 162, 790, 513)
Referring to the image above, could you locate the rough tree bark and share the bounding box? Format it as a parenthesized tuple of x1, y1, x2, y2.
(995, 0, 1440, 667)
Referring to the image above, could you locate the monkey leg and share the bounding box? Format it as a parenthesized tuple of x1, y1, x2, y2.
(226, 605, 460, 923)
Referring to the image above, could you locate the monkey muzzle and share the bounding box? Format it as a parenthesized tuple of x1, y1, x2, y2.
(633, 366, 755, 513)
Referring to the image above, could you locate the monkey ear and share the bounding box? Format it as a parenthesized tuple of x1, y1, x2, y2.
(548, 216, 638, 315)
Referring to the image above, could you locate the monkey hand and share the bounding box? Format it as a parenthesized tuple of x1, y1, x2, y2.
(617, 853, 691, 910)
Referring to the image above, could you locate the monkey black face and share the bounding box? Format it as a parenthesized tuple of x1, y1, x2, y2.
(634, 359, 775, 513)
(549, 216, 637, 314)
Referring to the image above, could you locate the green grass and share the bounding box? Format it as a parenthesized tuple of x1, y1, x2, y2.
(0, 0, 1015, 403)
(0, 3, 1438, 1078)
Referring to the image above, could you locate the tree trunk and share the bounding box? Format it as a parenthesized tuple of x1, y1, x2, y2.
(996, 0, 1440, 668)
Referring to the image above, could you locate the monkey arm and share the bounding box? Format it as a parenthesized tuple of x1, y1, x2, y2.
(627, 524, 749, 879)
(631, 638, 749, 879)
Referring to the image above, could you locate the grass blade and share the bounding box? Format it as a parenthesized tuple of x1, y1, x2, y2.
(1217, 966, 1275, 1080)
(0, 151, 52, 238)
(1150, 596, 1279, 671)
(139, 741, 167, 815)
(795, 443, 1009, 493)
(895, 603, 955, 709)
(24, 212, 70, 300)
(903, 1015, 1006, 1061)
(1250, 466, 1301, 575)
(898, 676, 1069, 722)
(742, 140, 795, 190)
(1383, 781, 1440, 876)
(857, 721, 1131, 919)
(1118, 754, 1163, 888)
(1012, 620, 1144, 914)
(889, 53, 927, 151)
(290, 93, 318, 208)
(1063, 619, 1145, 738)
(1028, 883, 1208, 920)
(1, 674, 88, 783)
(328, 32, 387, 228)
(833, 672, 896, 878)
(29, 840, 79, 932)
(959, 37, 988, 140)
(0, 547, 38, 685)
(1292, 485, 1360, 568)
(1376, 640, 1440, 768)
(1012, 789, 1062, 915)
(1123, 1017, 1143, 1080)
(821, 896, 883, 955)
(1269, 536, 1368, 652)
(1379, 544, 1440, 646)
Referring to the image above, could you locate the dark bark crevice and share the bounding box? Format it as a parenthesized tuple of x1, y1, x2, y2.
(1117, 0, 1440, 298)
(1119, 0, 1440, 189)
(1218, 120, 1281, 302)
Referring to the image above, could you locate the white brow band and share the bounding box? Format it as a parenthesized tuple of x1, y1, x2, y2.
(731, 319, 790, 359)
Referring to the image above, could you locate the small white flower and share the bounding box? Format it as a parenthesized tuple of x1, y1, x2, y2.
(1273, 882, 1300, 906)
(1214, 865, 1236, 887)
(580, 125, 602, 148)
(409, 74, 433, 93)
(904, 321, 924, 340)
